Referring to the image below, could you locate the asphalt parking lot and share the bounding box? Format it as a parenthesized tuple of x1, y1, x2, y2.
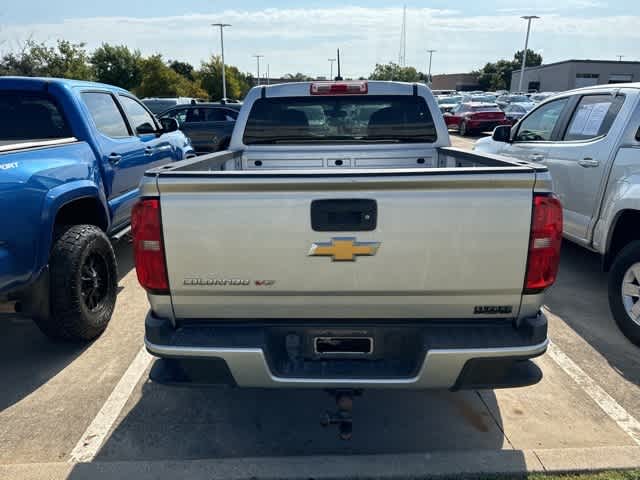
(1, 134, 640, 479)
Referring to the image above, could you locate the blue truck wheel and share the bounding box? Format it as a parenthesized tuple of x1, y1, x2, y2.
(33, 225, 118, 342)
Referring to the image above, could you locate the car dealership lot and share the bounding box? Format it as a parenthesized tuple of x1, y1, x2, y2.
(1, 140, 640, 479)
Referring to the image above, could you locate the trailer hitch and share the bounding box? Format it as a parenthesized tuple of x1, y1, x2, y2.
(320, 389, 362, 440)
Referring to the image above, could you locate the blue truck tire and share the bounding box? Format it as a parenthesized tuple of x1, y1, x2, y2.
(33, 225, 118, 341)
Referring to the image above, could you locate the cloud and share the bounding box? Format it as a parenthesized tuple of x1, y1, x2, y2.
(0, 6, 635, 77)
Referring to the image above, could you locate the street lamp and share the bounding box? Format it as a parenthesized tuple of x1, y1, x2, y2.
(328, 58, 336, 80)
(253, 54, 264, 86)
(426, 50, 436, 85)
(211, 23, 231, 102)
(518, 15, 540, 93)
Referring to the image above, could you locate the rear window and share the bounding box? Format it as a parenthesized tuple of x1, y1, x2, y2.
(471, 106, 501, 112)
(0, 92, 72, 142)
(243, 95, 437, 145)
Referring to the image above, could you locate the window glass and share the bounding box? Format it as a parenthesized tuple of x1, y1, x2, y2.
(224, 109, 238, 121)
(186, 107, 206, 123)
(205, 109, 229, 122)
(119, 95, 157, 134)
(163, 107, 188, 126)
(515, 98, 569, 142)
(563, 94, 624, 141)
(471, 105, 501, 112)
(0, 92, 72, 141)
(82, 92, 129, 138)
(243, 95, 436, 145)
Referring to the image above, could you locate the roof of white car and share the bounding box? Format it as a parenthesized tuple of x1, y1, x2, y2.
(570, 82, 640, 94)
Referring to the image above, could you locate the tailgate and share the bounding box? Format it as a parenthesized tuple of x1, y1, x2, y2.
(158, 170, 535, 319)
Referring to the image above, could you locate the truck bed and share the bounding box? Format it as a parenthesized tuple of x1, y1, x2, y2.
(144, 147, 548, 322)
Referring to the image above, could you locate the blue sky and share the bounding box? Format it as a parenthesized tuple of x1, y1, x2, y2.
(1, 1, 636, 78)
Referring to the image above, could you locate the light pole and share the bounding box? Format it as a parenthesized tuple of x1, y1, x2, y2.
(617, 55, 624, 62)
(253, 54, 264, 86)
(426, 49, 436, 85)
(211, 23, 231, 102)
(266, 64, 270, 85)
(328, 58, 336, 80)
(518, 15, 539, 93)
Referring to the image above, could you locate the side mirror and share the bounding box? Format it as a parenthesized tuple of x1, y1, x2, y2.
(136, 123, 156, 135)
(159, 117, 179, 133)
(492, 125, 512, 143)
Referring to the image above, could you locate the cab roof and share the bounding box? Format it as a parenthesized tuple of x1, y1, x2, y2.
(0, 76, 130, 95)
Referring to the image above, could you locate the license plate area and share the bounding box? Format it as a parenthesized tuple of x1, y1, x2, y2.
(314, 336, 373, 355)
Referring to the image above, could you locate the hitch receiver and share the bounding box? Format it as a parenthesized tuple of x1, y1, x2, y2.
(320, 389, 362, 440)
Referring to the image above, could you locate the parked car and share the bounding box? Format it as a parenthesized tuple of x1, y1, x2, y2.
(444, 102, 509, 136)
(0, 77, 194, 341)
(496, 94, 534, 110)
(461, 94, 497, 104)
(141, 97, 204, 115)
(436, 95, 462, 113)
(530, 92, 558, 103)
(503, 102, 536, 124)
(135, 80, 558, 437)
(431, 89, 456, 96)
(160, 103, 241, 153)
(474, 83, 640, 346)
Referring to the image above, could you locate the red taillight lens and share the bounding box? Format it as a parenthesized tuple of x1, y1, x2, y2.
(310, 81, 368, 95)
(131, 198, 169, 294)
(524, 194, 563, 293)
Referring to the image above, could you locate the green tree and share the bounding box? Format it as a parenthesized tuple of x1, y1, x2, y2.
(199, 56, 252, 101)
(368, 62, 422, 82)
(135, 54, 207, 98)
(474, 50, 543, 91)
(0, 39, 92, 79)
(169, 60, 195, 81)
(91, 43, 142, 90)
(284, 72, 311, 81)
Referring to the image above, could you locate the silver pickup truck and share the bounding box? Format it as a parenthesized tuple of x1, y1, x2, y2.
(133, 81, 561, 436)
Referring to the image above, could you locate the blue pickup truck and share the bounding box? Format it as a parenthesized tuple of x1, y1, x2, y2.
(0, 77, 194, 341)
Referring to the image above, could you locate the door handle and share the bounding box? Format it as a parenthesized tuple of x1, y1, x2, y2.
(529, 153, 545, 162)
(107, 153, 121, 165)
(144, 146, 154, 156)
(578, 158, 599, 168)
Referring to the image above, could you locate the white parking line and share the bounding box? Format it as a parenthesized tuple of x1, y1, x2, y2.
(69, 346, 153, 463)
(547, 341, 640, 446)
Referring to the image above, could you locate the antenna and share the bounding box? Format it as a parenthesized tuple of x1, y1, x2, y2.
(336, 48, 343, 80)
(398, 5, 407, 67)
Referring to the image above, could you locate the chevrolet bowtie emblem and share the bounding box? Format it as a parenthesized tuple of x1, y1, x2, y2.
(308, 237, 381, 262)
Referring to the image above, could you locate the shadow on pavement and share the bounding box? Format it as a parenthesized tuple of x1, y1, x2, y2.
(90, 362, 516, 462)
(545, 241, 640, 386)
(0, 241, 135, 412)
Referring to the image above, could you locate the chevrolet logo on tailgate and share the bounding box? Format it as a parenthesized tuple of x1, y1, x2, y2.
(308, 237, 380, 262)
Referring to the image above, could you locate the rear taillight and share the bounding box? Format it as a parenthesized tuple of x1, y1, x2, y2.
(310, 81, 368, 95)
(131, 198, 169, 294)
(524, 194, 563, 293)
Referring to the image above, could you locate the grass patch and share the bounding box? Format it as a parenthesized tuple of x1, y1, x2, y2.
(463, 470, 640, 480)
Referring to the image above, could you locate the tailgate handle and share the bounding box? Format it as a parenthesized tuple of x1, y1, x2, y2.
(311, 199, 377, 232)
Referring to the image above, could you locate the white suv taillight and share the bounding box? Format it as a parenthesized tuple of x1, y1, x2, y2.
(524, 194, 563, 293)
(131, 198, 169, 294)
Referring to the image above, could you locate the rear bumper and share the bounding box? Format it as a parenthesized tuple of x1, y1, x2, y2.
(144, 312, 548, 390)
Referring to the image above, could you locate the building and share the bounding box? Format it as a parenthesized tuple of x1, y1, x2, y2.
(430, 73, 480, 92)
(511, 59, 640, 93)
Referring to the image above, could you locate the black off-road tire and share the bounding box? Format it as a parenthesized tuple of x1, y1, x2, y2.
(608, 241, 640, 346)
(33, 225, 118, 342)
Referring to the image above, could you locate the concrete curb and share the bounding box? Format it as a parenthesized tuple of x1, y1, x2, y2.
(2, 446, 640, 480)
